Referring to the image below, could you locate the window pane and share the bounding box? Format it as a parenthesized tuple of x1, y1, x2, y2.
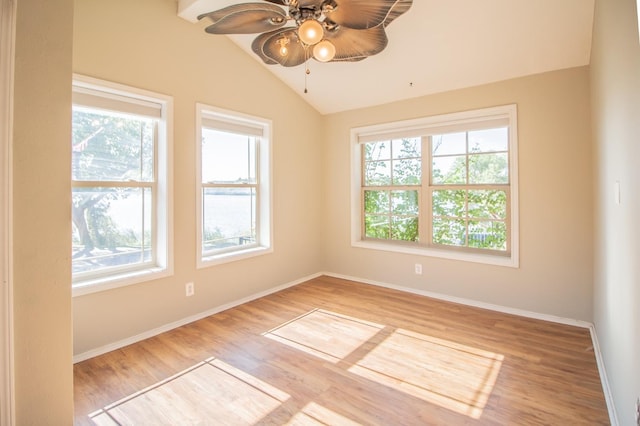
(364, 214, 389, 239)
(391, 217, 418, 241)
(432, 132, 466, 156)
(142, 188, 152, 262)
(393, 159, 421, 185)
(202, 129, 256, 184)
(468, 221, 507, 250)
(364, 160, 391, 186)
(468, 153, 508, 184)
(364, 190, 389, 214)
(468, 190, 507, 220)
(72, 187, 152, 274)
(392, 138, 421, 159)
(72, 108, 155, 182)
(364, 141, 391, 161)
(432, 218, 465, 247)
(433, 190, 465, 217)
(432, 156, 466, 185)
(202, 187, 256, 253)
(391, 190, 419, 215)
(469, 127, 508, 153)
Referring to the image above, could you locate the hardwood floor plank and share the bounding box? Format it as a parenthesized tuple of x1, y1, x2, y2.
(74, 276, 609, 425)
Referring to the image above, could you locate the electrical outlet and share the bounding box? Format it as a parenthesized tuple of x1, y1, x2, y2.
(414, 263, 423, 275)
(185, 282, 195, 297)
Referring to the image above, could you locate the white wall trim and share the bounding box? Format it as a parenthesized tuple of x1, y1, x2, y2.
(70, 75, 175, 297)
(73, 272, 323, 363)
(0, 0, 15, 424)
(323, 272, 592, 328)
(350, 104, 520, 269)
(194, 103, 273, 270)
(588, 324, 619, 426)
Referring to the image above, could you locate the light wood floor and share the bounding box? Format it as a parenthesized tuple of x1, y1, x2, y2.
(74, 276, 609, 425)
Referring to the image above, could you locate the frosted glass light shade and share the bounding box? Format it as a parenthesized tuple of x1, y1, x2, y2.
(313, 40, 336, 62)
(298, 19, 324, 45)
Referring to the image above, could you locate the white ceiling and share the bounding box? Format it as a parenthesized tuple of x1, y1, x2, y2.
(178, 0, 595, 115)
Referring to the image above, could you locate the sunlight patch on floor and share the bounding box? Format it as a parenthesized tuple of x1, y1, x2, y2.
(265, 309, 503, 420)
(286, 402, 362, 425)
(263, 309, 384, 362)
(348, 328, 503, 419)
(88, 357, 289, 425)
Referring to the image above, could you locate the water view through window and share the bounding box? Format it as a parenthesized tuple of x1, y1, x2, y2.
(201, 127, 257, 255)
(71, 107, 156, 276)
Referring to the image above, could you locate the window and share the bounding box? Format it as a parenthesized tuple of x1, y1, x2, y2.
(352, 105, 518, 267)
(196, 104, 272, 266)
(71, 76, 173, 294)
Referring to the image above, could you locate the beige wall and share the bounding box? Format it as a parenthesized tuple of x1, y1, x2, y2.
(590, 0, 640, 423)
(324, 67, 594, 321)
(12, 0, 74, 423)
(72, 0, 324, 355)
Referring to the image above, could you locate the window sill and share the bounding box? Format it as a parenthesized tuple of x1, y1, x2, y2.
(352, 240, 519, 268)
(198, 245, 273, 269)
(72, 266, 172, 297)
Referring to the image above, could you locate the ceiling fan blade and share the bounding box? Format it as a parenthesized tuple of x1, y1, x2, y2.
(326, 0, 412, 30)
(383, 0, 412, 27)
(324, 25, 388, 61)
(198, 3, 288, 34)
(252, 28, 308, 67)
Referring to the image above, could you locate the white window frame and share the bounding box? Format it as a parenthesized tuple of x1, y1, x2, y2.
(351, 104, 519, 268)
(71, 75, 174, 296)
(196, 104, 272, 268)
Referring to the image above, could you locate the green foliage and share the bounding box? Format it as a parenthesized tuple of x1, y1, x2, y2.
(72, 109, 154, 181)
(431, 133, 509, 251)
(364, 139, 421, 186)
(363, 131, 509, 251)
(72, 108, 156, 271)
(203, 227, 225, 241)
(364, 189, 419, 242)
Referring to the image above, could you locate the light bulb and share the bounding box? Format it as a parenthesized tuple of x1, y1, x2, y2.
(313, 40, 336, 62)
(298, 19, 323, 45)
(277, 37, 289, 57)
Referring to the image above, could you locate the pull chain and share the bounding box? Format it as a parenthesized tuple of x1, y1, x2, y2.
(304, 45, 310, 94)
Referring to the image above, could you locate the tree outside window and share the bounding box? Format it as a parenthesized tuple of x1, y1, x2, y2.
(353, 105, 518, 266)
(71, 107, 156, 276)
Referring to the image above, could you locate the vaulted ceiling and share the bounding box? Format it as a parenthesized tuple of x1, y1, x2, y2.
(178, 0, 595, 114)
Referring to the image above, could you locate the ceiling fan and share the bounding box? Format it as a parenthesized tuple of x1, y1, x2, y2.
(198, 0, 413, 67)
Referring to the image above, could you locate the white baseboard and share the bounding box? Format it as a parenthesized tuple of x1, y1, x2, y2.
(322, 272, 592, 328)
(72, 272, 322, 363)
(588, 324, 619, 426)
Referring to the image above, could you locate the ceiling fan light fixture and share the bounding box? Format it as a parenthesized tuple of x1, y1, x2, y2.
(198, 0, 414, 70)
(313, 39, 336, 62)
(298, 19, 324, 45)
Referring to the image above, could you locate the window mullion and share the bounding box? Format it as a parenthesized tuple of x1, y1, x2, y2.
(422, 136, 430, 246)
(71, 181, 154, 188)
(202, 183, 257, 189)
